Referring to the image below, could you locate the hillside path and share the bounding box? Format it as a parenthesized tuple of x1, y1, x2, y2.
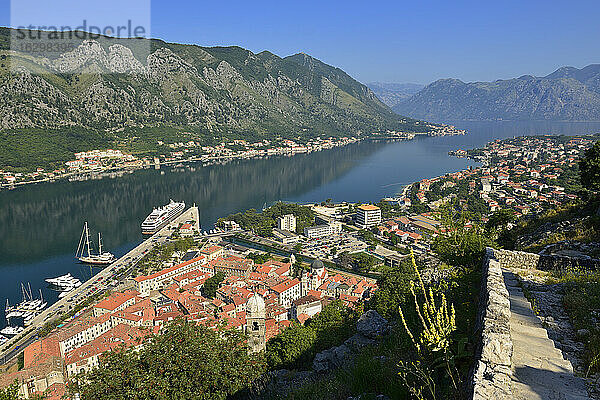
(503, 270, 590, 400)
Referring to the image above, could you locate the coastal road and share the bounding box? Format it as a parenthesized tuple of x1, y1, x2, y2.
(0, 206, 200, 365)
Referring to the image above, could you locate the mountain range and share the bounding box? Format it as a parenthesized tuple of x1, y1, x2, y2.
(366, 82, 424, 108)
(392, 64, 600, 121)
(0, 28, 429, 139)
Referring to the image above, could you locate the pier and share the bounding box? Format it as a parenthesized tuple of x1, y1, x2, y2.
(0, 206, 201, 365)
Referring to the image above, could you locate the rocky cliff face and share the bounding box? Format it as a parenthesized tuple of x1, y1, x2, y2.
(393, 65, 600, 121)
(0, 28, 424, 136)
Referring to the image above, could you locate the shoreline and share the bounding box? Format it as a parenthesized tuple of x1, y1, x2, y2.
(0, 130, 465, 192)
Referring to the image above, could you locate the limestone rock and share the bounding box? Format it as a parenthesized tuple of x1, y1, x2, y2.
(356, 310, 389, 339)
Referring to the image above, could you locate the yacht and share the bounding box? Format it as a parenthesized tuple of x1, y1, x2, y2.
(0, 325, 24, 337)
(76, 222, 116, 265)
(5, 285, 48, 316)
(141, 200, 186, 235)
(5, 309, 22, 319)
(46, 273, 81, 289)
(0, 334, 7, 345)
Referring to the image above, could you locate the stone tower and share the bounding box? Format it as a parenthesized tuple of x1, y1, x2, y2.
(246, 293, 266, 353)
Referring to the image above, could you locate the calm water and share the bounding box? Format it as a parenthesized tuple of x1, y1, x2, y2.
(1, 121, 599, 327)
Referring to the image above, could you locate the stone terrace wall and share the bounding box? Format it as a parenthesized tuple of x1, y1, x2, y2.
(471, 249, 513, 399)
(491, 248, 540, 269)
(491, 248, 600, 271)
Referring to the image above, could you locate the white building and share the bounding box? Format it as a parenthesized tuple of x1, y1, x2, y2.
(301, 259, 328, 296)
(303, 221, 342, 239)
(481, 178, 492, 193)
(134, 255, 207, 295)
(58, 314, 114, 357)
(270, 278, 302, 308)
(277, 214, 297, 232)
(356, 204, 381, 228)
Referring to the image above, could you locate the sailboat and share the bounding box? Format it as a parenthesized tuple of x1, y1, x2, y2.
(76, 222, 116, 265)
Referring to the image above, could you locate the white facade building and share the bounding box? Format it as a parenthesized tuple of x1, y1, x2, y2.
(277, 214, 297, 232)
(356, 205, 381, 228)
(303, 221, 342, 239)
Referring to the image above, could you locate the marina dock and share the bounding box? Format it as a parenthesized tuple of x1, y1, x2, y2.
(0, 206, 200, 365)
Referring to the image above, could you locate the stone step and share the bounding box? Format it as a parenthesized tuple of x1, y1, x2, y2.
(503, 269, 590, 400)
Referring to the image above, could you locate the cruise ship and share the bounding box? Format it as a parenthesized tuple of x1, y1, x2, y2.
(141, 200, 186, 235)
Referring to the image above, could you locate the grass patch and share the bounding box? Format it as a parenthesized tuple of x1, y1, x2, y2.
(548, 266, 600, 375)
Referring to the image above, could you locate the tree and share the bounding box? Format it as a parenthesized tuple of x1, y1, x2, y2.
(350, 253, 378, 272)
(266, 301, 359, 369)
(389, 233, 399, 246)
(306, 300, 358, 350)
(368, 259, 415, 319)
(202, 272, 225, 298)
(486, 209, 516, 232)
(0, 381, 19, 400)
(246, 252, 272, 264)
(266, 324, 316, 369)
(432, 206, 490, 268)
(580, 141, 600, 191)
(70, 320, 265, 400)
(336, 252, 353, 269)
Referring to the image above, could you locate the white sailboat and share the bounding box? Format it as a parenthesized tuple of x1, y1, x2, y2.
(76, 222, 115, 265)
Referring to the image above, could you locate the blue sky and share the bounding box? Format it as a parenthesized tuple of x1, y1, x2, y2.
(1, 0, 599, 84)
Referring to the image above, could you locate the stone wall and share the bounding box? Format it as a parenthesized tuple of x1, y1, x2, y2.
(470, 249, 513, 399)
(490, 248, 600, 271)
(471, 247, 600, 399)
(489, 248, 540, 269)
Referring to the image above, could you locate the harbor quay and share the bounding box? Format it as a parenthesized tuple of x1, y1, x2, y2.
(0, 206, 201, 365)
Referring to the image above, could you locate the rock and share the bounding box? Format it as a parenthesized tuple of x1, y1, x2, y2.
(356, 310, 389, 339)
(313, 349, 334, 372)
(546, 316, 555, 323)
(480, 333, 512, 367)
(312, 310, 389, 373)
(332, 344, 351, 366)
(344, 333, 376, 352)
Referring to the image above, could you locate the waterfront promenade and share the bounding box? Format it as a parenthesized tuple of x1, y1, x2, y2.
(0, 207, 201, 365)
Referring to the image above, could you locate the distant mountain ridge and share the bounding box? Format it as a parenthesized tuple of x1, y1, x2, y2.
(393, 64, 600, 121)
(0, 27, 429, 137)
(367, 82, 424, 108)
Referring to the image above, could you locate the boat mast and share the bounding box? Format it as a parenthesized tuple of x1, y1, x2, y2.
(76, 223, 86, 258)
(98, 232, 103, 255)
(85, 222, 92, 258)
(27, 283, 33, 301)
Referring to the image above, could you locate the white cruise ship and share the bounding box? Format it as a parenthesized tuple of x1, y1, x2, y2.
(141, 200, 186, 235)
